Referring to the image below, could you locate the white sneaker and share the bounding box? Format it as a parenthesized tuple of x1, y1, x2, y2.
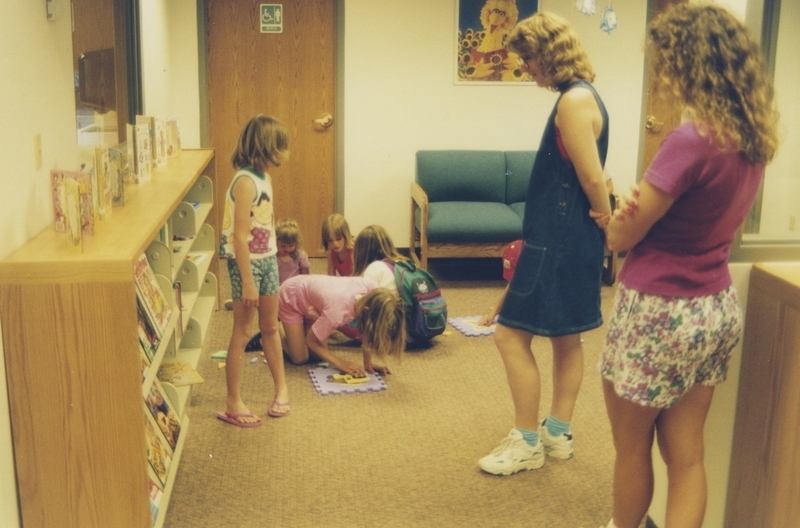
(478, 428, 544, 475)
(539, 420, 574, 459)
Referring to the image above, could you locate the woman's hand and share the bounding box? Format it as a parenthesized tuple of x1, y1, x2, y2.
(589, 209, 611, 229)
(614, 184, 641, 222)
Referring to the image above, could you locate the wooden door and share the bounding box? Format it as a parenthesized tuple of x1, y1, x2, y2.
(207, 0, 336, 256)
(641, 0, 687, 173)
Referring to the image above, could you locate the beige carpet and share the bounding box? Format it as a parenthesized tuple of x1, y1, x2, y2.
(163, 258, 619, 528)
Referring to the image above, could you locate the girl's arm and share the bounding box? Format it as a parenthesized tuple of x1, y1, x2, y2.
(555, 88, 612, 220)
(305, 330, 365, 376)
(231, 178, 258, 307)
(362, 348, 391, 376)
(606, 181, 675, 252)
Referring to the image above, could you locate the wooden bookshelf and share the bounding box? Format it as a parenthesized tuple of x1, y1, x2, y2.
(724, 263, 800, 527)
(0, 150, 217, 528)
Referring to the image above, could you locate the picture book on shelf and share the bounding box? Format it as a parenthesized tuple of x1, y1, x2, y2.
(145, 380, 181, 450)
(165, 117, 181, 159)
(158, 361, 204, 387)
(137, 297, 160, 360)
(63, 178, 83, 251)
(134, 253, 173, 338)
(144, 412, 172, 486)
(133, 121, 152, 183)
(108, 145, 125, 206)
(139, 339, 151, 380)
(94, 146, 113, 218)
(50, 170, 94, 236)
(173, 282, 183, 338)
(148, 476, 163, 525)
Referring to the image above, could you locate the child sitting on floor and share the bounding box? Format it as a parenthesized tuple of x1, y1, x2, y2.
(280, 274, 405, 376)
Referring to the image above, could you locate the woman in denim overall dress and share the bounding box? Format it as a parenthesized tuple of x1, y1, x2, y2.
(478, 11, 612, 476)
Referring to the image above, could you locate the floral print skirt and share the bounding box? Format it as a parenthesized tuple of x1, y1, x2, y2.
(599, 283, 742, 408)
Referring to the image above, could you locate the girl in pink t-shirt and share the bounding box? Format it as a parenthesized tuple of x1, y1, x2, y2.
(279, 275, 405, 376)
(597, 6, 779, 528)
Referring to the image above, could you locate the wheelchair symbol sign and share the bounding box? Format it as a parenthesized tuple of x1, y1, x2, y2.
(260, 4, 283, 33)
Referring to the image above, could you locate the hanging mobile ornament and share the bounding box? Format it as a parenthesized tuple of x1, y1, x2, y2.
(600, 2, 618, 34)
(576, 0, 596, 16)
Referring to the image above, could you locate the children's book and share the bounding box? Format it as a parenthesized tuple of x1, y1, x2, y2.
(148, 476, 163, 525)
(137, 297, 160, 360)
(157, 361, 204, 387)
(63, 178, 83, 251)
(144, 380, 181, 450)
(125, 124, 136, 183)
(139, 338, 151, 380)
(144, 412, 172, 486)
(94, 146, 112, 218)
(165, 117, 182, 159)
(51, 170, 94, 236)
(133, 122, 152, 183)
(108, 145, 125, 206)
(133, 253, 173, 338)
(154, 117, 167, 167)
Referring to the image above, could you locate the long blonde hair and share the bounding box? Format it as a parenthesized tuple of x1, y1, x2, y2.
(353, 225, 407, 276)
(506, 11, 595, 92)
(231, 115, 290, 171)
(647, 4, 779, 165)
(355, 289, 406, 359)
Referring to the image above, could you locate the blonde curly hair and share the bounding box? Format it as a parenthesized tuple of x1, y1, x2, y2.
(506, 11, 594, 92)
(647, 4, 779, 165)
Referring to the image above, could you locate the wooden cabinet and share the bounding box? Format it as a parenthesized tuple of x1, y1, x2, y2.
(0, 150, 217, 528)
(725, 263, 800, 528)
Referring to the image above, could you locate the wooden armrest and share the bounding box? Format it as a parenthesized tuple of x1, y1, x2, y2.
(411, 181, 428, 207)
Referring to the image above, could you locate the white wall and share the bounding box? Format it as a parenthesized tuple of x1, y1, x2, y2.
(140, 0, 202, 148)
(342, 0, 647, 239)
(0, 1, 80, 525)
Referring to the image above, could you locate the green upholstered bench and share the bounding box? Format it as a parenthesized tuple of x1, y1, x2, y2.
(409, 149, 534, 268)
(409, 149, 617, 284)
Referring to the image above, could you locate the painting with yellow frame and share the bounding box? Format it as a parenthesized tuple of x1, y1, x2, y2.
(456, 0, 538, 83)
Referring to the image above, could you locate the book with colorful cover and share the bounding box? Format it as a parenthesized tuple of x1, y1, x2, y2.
(63, 178, 83, 251)
(148, 476, 163, 525)
(157, 360, 204, 387)
(145, 380, 182, 450)
(50, 170, 94, 236)
(139, 339, 151, 380)
(133, 253, 173, 338)
(133, 122, 152, 183)
(94, 146, 112, 218)
(137, 297, 160, 360)
(144, 412, 172, 486)
(153, 117, 167, 167)
(165, 117, 182, 159)
(125, 124, 136, 183)
(108, 145, 125, 206)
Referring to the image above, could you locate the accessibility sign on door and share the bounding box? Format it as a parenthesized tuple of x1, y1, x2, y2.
(260, 4, 283, 33)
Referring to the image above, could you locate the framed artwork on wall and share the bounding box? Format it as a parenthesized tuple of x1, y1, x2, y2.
(456, 0, 539, 83)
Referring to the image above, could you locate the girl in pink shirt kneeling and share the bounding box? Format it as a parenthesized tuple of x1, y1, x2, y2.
(279, 275, 405, 376)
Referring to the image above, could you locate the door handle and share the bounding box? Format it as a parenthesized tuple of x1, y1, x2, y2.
(313, 113, 333, 128)
(645, 115, 663, 131)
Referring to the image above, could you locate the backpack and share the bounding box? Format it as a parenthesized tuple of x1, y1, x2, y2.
(387, 260, 448, 344)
